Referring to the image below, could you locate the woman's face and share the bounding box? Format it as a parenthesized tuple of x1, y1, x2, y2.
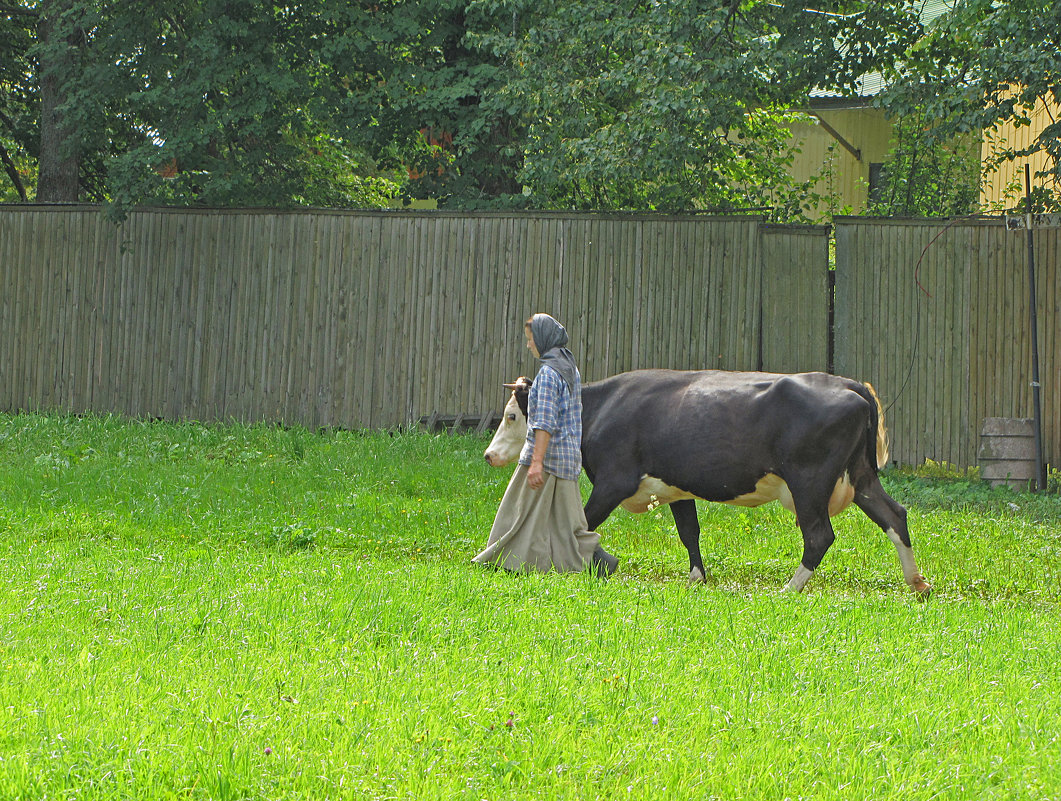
(524, 326, 540, 358)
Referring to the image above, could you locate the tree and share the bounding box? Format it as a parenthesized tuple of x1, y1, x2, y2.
(1, 0, 40, 200)
(865, 115, 981, 218)
(322, 0, 523, 207)
(4, 0, 931, 215)
(877, 0, 1061, 212)
(71, 0, 407, 210)
(6, 0, 406, 210)
(36, 0, 84, 201)
(459, 0, 921, 213)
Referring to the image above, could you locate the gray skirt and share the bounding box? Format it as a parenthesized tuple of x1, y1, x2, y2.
(473, 465, 600, 573)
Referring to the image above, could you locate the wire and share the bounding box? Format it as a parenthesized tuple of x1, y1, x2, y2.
(886, 216, 970, 413)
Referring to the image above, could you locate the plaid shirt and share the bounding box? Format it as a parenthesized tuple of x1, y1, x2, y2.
(518, 364, 583, 481)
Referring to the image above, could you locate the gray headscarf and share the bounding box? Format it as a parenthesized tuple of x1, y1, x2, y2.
(530, 313, 578, 392)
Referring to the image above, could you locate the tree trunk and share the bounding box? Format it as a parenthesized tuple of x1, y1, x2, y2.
(36, 0, 80, 202)
(0, 141, 28, 201)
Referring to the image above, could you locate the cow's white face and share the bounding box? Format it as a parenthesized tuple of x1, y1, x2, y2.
(484, 385, 529, 467)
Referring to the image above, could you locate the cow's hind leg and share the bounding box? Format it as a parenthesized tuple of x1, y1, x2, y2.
(670, 499, 709, 584)
(855, 478, 932, 599)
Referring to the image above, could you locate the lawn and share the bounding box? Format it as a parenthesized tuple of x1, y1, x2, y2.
(1, 413, 1060, 799)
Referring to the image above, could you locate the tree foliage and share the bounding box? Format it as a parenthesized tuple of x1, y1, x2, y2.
(4, 0, 408, 208)
(0, 1, 38, 200)
(865, 115, 981, 218)
(877, 0, 1061, 213)
(23, 0, 1056, 217)
(321, 0, 522, 207)
(461, 0, 921, 213)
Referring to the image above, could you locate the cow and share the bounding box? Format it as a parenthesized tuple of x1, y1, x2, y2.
(484, 369, 931, 598)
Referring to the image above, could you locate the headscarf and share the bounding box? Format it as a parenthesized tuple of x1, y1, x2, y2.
(530, 313, 578, 392)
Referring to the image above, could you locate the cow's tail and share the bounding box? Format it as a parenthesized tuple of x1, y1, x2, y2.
(862, 382, 889, 470)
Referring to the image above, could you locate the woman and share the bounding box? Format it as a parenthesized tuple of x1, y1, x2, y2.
(473, 313, 618, 577)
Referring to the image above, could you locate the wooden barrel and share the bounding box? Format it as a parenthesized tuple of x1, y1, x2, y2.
(978, 417, 1037, 490)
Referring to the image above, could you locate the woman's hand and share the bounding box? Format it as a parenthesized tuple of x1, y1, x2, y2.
(527, 462, 545, 490)
(527, 430, 551, 490)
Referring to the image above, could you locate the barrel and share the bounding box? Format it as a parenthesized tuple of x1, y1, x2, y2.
(978, 417, 1037, 490)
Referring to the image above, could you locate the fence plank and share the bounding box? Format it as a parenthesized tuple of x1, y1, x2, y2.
(759, 224, 830, 373)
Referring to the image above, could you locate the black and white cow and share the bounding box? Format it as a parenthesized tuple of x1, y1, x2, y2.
(484, 368, 931, 597)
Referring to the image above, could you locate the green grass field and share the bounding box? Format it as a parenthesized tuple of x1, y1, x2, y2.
(2, 413, 1060, 799)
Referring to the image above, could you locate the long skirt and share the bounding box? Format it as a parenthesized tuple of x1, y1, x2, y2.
(473, 465, 600, 574)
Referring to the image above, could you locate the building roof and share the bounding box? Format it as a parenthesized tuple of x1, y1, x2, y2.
(809, 0, 956, 103)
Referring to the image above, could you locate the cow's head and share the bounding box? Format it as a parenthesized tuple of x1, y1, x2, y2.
(483, 377, 531, 467)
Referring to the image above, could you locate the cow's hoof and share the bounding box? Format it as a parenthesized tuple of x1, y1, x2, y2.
(911, 581, 933, 601)
(688, 567, 707, 585)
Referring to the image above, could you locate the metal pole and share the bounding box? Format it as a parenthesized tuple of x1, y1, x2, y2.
(1024, 165, 1047, 491)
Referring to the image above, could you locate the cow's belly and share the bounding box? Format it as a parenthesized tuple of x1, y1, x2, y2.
(620, 473, 855, 517)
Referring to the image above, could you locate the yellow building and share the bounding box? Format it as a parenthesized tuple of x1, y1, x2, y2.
(776, 1, 1061, 219)
(980, 94, 1061, 211)
(786, 90, 1060, 219)
(785, 0, 1058, 219)
(785, 97, 895, 218)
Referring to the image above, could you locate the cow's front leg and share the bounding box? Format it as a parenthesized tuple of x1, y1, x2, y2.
(670, 500, 708, 584)
(583, 472, 642, 532)
(785, 564, 816, 593)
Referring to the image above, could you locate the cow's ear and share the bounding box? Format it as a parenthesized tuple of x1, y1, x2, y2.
(503, 381, 520, 391)
(514, 379, 531, 419)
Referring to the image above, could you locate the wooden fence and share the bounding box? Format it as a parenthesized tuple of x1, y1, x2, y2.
(0, 207, 827, 431)
(0, 206, 1055, 470)
(834, 216, 1060, 468)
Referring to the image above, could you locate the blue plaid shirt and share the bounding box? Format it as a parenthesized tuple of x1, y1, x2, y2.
(519, 364, 583, 481)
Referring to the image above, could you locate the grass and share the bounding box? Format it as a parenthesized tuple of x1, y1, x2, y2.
(2, 412, 1061, 799)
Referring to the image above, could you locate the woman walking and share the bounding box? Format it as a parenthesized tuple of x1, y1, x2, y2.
(474, 313, 618, 577)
